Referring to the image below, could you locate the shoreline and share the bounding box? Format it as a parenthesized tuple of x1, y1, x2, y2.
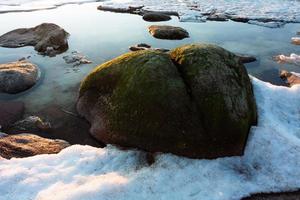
(0, 2, 300, 200)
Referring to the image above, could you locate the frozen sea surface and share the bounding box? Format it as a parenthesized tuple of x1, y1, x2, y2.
(1, 0, 300, 26)
(1, 77, 300, 200)
(102, 0, 300, 26)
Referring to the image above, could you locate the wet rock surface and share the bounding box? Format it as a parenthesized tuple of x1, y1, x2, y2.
(129, 43, 169, 52)
(6, 116, 51, 134)
(148, 25, 189, 40)
(236, 54, 257, 63)
(0, 60, 40, 94)
(0, 23, 69, 56)
(63, 51, 92, 66)
(280, 70, 300, 87)
(142, 12, 171, 22)
(0, 134, 70, 159)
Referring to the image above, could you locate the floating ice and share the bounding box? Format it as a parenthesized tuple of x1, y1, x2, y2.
(101, 0, 300, 26)
(1, 77, 300, 200)
(275, 53, 300, 66)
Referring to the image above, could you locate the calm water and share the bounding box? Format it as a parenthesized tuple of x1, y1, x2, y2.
(0, 2, 299, 115)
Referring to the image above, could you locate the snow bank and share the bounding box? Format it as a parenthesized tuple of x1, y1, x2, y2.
(275, 53, 300, 66)
(102, 0, 300, 26)
(0, 0, 102, 13)
(1, 77, 300, 200)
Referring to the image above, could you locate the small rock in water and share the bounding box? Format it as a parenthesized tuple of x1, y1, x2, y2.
(207, 13, 228, 21)
(148, 25, 189, 40)
(137, 43, 151, 48)
(280, 70, 300, 87)
(97, 5, 144, 14)
(129, 43, 169, 52)
(63, 51, 92, 66)
(0, 134, 70, 159)
(0, 23, 69, 56)
(143, 12, 171, 22)
(236, 54, 257, 63)
(230, 16, 249, 23)
(291, 37, 300, 45)
(0, 60, 40, 94)
(7, 116, 51, 134)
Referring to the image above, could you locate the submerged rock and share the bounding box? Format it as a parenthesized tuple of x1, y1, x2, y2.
(129, 43, 169, 52)
(280, 70, 300, 87)
(77, 44, 257, 159)
(63, 51, 92, 66)
(0, 134, 70, 159)
(230, 16, 250, 23)
(0, 23, 69, 56)
(0, 60, 40, 94)
(148, 25, 189, 40)
(0, 101, 24, 130)
(97, 5, 144, 14)
(143, 12, 171, 22)
(207, 13, 228, 21)
(7, 116, 51, 134)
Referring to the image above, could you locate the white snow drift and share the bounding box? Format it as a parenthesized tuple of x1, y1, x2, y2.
(1, 76, 300, 200)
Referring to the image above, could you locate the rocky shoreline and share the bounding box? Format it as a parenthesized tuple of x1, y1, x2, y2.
(0, 3, 300, 200)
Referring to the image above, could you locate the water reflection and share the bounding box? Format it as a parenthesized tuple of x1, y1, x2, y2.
(0, 2, 299, 114)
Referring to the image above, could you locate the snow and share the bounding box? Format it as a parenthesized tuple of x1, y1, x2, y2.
(1, 0, 300, 26)
(275, 53, 300, 66)
(0, 0, 102, 12)
(102, 0, 300, 25)
(1, 77, 300, 200)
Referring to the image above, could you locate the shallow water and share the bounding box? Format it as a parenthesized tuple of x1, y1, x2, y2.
(0, 2, 299, 117)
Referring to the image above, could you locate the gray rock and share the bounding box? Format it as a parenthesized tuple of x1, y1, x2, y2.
(8, 116, 51, 134)
(207, 13, 228, 21)
(236, 54, 257, 63)
(0, 134, 70, 159)
(143, 12, 171, 22)
(0, 23, 69, 56)
(63, 51, 92, 66)
(148, 25, 189, 40)
(129, 44, 169, 52)
(0, 60, 40, 94)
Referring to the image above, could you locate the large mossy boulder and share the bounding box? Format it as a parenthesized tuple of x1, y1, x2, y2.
(77, 44, 257, 158)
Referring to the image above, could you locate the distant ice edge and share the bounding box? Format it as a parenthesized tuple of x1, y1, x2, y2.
(1, 0, 300, 27)
(1, 76, 300, 200)
(101, 0, 300, 27)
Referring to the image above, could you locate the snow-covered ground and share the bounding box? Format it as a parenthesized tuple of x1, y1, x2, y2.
(1, 0, 300, 26)
(0, 0, 102, 12)
(1, 76, 300, 200)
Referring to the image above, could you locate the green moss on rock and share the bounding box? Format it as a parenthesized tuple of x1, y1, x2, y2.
(77, 44, 257, 159)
